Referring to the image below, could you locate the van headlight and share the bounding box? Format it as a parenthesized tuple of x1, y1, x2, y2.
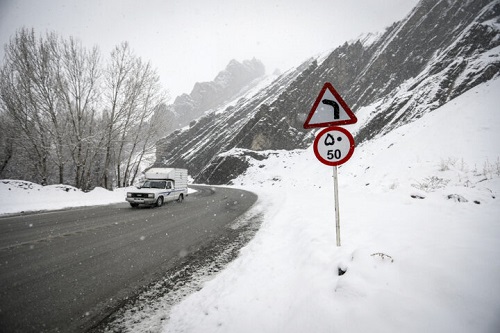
(127, 193, 132, 197)
(148, 193, 154, 198)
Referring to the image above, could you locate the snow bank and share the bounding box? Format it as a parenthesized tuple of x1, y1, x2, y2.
(162, 78, 500, 332)
(0, 180, 130, 215)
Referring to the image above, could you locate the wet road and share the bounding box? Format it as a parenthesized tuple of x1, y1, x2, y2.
(0, 185, 257, 332)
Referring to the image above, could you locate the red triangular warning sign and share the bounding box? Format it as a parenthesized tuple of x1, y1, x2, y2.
(303, 82, 357, 129)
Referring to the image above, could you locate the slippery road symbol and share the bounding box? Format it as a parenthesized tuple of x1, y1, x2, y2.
(322, 99, 340, 119)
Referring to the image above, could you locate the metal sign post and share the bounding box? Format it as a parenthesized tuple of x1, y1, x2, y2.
(333, 166, 341, 247)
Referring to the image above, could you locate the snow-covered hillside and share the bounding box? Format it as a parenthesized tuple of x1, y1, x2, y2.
(1, 74, 499, 333)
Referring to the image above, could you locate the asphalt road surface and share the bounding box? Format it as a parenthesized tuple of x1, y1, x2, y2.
(0, 185, 257, 332)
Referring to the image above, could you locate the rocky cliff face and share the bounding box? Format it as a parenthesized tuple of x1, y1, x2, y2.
(155, 0, 500, 184)
(352, 0, 500, 142)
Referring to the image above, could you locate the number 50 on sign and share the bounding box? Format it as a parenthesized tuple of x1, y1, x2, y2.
(313, 126, 355, 167)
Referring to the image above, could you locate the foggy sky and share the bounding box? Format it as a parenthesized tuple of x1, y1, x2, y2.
(0, 0, 419, 99)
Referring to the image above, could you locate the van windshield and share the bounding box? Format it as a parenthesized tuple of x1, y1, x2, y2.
(141, 180, 166, 189)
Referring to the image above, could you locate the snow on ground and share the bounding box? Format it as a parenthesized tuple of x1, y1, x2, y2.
(162, 77, 500, 333)
(1, 77, 499, 332)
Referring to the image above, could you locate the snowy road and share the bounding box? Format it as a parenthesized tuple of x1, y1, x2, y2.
(0, 185, 257, 332)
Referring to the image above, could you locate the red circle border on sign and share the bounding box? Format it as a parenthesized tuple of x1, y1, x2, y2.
(313, 126, 355, 166)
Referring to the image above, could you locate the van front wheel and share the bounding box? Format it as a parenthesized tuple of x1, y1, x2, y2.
(177, 194, 184, 203)
(156, 197, 164, 207)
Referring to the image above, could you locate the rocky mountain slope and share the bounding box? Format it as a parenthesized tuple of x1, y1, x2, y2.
(154, 0, 500, 184)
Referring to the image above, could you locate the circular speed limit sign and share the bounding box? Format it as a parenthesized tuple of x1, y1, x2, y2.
(313, 126, 355, 166)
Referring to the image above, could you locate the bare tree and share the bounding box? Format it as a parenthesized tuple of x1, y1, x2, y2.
(101, 42, 167, 188)
(116, 60, 167, 187)
(0, 112, 15, 175)
(57, 37, 102, 190)
(125, 105, 165, 186)
(0, 29, 58, 184)
(100, 42, 135, 189)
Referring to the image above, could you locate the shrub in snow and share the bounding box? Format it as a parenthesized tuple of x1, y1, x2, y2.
(371, 252, 395, 263)
(411, 176, 450, 192)
(447, 194, 468, 203)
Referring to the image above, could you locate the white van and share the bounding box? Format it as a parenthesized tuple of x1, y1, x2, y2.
(126, 168, 188, 207)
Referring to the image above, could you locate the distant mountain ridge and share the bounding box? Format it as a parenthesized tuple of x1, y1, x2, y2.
(156, 58, 266, 133)
(154, 0, 500, 184)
